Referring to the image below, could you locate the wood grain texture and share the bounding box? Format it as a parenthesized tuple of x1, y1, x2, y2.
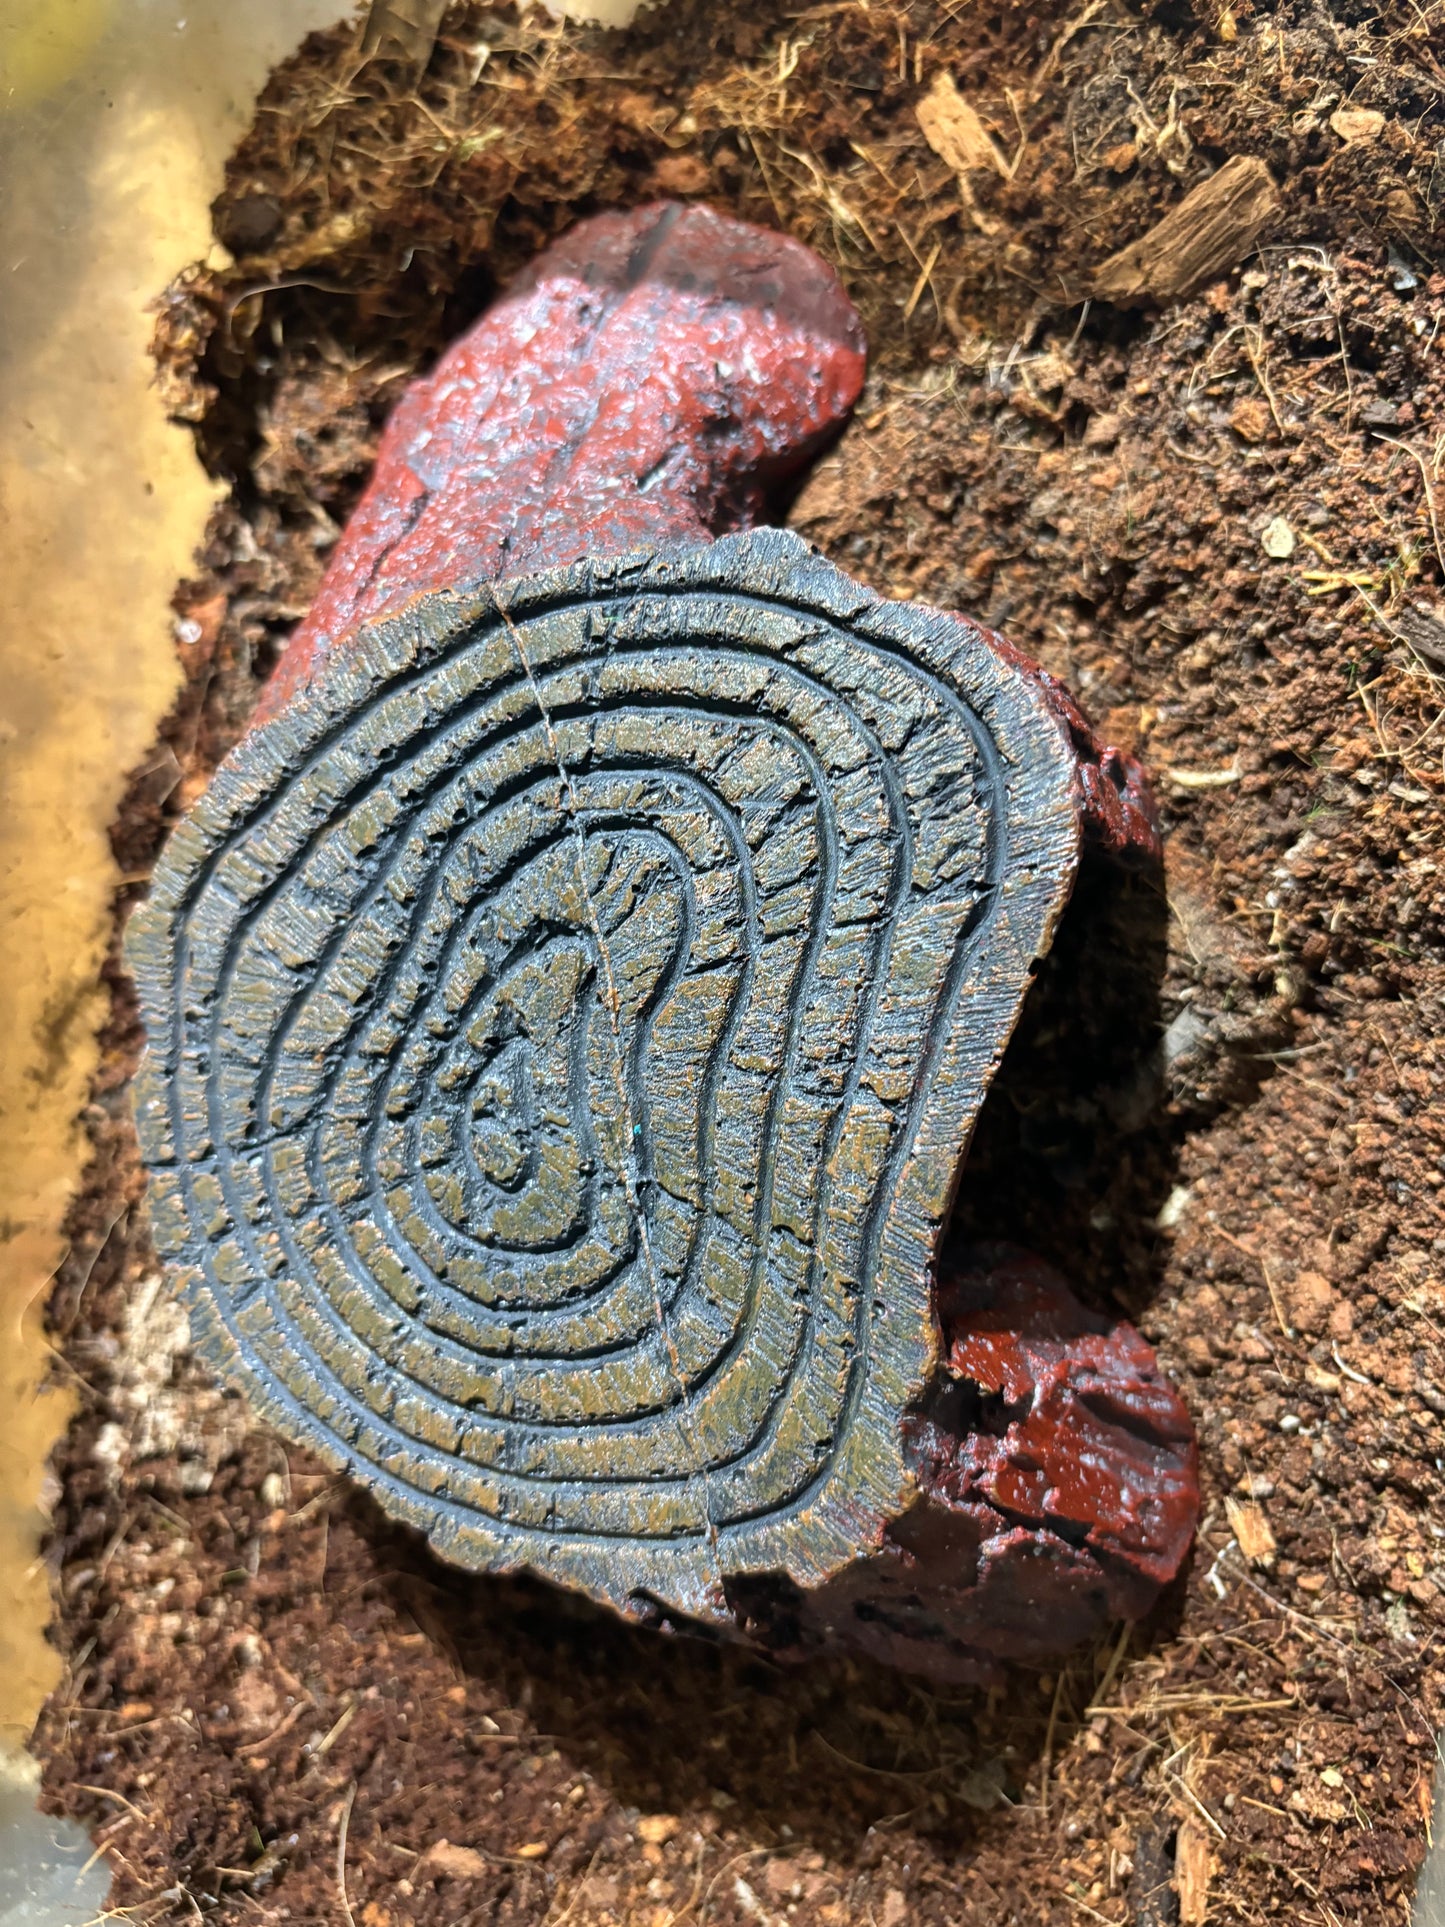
(126, 528, 1081, 1625)
(1092, 155, 1281, 305)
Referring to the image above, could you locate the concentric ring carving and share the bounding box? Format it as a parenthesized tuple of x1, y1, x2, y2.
(128, 531, 1079, 1618)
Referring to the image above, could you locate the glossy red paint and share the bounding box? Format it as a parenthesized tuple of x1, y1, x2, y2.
(924, 1244, 1198, 1600)
(754, 1246, 1198, 1682)
(255, 200, 867, 724)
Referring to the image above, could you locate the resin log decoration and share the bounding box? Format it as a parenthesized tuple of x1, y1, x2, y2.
(128, 201, 1197, 1680)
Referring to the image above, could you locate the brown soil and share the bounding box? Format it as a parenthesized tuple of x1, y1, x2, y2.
(33, 2, 1445, 1922)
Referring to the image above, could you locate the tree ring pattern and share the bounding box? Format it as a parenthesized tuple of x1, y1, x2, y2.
(128, 532, 1079, 1619)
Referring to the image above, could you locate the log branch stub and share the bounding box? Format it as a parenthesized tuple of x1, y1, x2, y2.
(256, 200, 867, 724)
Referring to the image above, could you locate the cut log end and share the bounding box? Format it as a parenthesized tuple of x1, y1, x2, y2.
(129, 535, 1102, 1668)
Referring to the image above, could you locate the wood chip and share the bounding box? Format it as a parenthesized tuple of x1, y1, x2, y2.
(637, 1814, 681, 1845)
(1225, 1495, 1277, 1568)
(1229, 396, 1271, 443)
(1167, 762, 1242, 789)
(1092, 156, 1281, 304)
(1283, 1268, 1333, 1334)
(916, 72, 1008, 178)
(1330, 105, 1386, 144)
(1175, 1817, 1213, 1926)
(420, 1841, 491, 1879)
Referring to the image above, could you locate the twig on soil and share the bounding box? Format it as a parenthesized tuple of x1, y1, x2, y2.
(1060, 1892, 1124, 1925)
(542, 1840, 606, 1927)
(1331, 1344, 1373, 1387)
(1335, 314, 1356, 429)
(1376, 435, 1445, 582)
(313, 1697, 358, 1758)
(775, 136, 882, 258)
(697, 1849, 771, 1927)
(235, 1695, 313, 1754)
(1089, 1695, 1294, 1716)
(811, 1730, 939, 1781)
(1086, 1623, 1132, 1717)
(1165, 1763, 1227, 1841)
(1242, 325, 1286, 437)
(288, 1479, 344, 1522)
(1368, 1020, 1405, 1085)
(1214, 1227, 1293, 1338)
(903, 240, 943, 320)
(1040, 1667, 1069, 1820)
(337, 1783, 358, 1927)
(1033, 0, 1113, 93)
(1237, 1793, 1291, 1818)
(71, 1783, 149, 1824)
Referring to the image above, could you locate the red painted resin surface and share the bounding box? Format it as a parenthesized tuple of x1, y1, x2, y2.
(256, 199, 1158, 867)
(928, 1250, 1199, 1604)
(762, 1247, 1199, 1680)
(256, 201, 867, 724)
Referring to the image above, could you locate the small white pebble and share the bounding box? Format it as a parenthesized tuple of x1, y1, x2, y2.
(1155, 1185, 1192, 1231)
(92, 1421, 127, 1473)
(1262, 515, 1296, 559)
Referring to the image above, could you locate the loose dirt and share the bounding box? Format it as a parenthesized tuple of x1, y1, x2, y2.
(32, 2, 1445, 1922)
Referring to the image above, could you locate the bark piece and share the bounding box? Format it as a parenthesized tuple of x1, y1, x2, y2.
(1176, 1816, 1213, 1926)
(1092, 155, 1281, 304)
(1330, 106, 1385, 144)
(916, 72, 1009, 178)
(128, 202, 1195, 1679)
(1225, 1495, 1277, 1568)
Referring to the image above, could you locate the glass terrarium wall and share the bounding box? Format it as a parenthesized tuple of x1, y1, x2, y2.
(0, 0, 349, 1776)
